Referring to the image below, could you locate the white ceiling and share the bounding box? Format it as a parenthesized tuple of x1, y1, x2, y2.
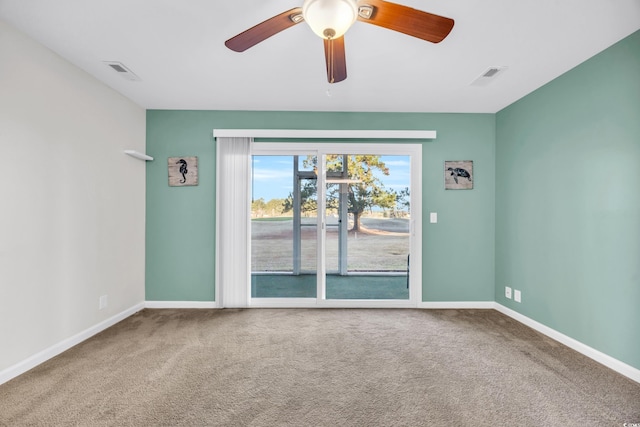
(1, 0, 639, 113)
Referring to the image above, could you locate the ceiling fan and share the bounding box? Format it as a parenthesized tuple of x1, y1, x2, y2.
(225, 0, 454, 83)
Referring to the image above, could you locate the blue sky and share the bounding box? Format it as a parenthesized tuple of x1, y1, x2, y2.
(252, 155, 410, 202)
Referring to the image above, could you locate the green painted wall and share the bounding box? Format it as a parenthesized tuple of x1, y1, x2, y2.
(496, 30, 640, 369)
(146, 112, 496, 302)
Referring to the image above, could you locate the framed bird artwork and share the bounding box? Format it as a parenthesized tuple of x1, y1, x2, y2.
(444, 160, 473, 190)
(168, 156, 198, 187)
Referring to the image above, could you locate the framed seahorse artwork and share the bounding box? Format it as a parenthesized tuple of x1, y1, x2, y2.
(168, 156, 198, 187)
(444, 160, 473, 190)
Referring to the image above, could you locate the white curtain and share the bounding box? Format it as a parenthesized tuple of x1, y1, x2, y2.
(216, 137, 252, 308)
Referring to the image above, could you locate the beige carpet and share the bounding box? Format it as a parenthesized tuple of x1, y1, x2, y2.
(1, 308, 639, 426)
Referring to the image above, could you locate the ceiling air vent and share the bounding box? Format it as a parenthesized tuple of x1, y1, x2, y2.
(103, 61, 141, 81)
(470, 66, 507, 86)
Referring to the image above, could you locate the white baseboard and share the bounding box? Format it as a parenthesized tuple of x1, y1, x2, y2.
(418, 301, 496, 309)
(494, 303, 640, 384)
(3, 300, 637, 386)
(0, 302, 145, 386)
(145, 301, 220, 309)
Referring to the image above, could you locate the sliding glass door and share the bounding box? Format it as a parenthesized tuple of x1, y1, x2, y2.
(323, 153, 411, 300)
(251, 154, 318, 299)
(250, 143, 421, 307)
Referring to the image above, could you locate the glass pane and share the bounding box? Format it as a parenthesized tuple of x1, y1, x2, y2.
(325, 154, 411, 300)
(300, 215, 317, 272)
(325, 183, 340, 273)
(251, 155, 317, 298)
(251, 218, 293, 271)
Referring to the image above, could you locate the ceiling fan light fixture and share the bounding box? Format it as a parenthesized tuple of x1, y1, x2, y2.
(302, 0, 358, 39)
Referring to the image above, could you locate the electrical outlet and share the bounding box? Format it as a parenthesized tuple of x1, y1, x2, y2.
(505, 286, 512, 299)
(99, 295, 108, 310)
(514, 290, 521, 303)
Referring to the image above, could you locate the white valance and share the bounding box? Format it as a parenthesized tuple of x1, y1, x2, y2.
(213, 129, 436, 140)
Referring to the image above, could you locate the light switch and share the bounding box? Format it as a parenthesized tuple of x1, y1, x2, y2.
(430, 212, 438, 223)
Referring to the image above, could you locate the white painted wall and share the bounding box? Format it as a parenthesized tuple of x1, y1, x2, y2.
(0, 20, 146, 373)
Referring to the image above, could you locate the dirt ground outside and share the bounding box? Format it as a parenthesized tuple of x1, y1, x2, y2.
(251, 217, 410, 272)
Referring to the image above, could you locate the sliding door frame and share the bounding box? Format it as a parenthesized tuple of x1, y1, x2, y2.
(214, 129, 435, 309)
(250, 142, 423, 308)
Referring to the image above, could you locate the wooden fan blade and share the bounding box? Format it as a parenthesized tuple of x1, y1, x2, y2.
(324, 36, 347, 84)
(225, 8, 303, 52)
(357, 0, 454, 43)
